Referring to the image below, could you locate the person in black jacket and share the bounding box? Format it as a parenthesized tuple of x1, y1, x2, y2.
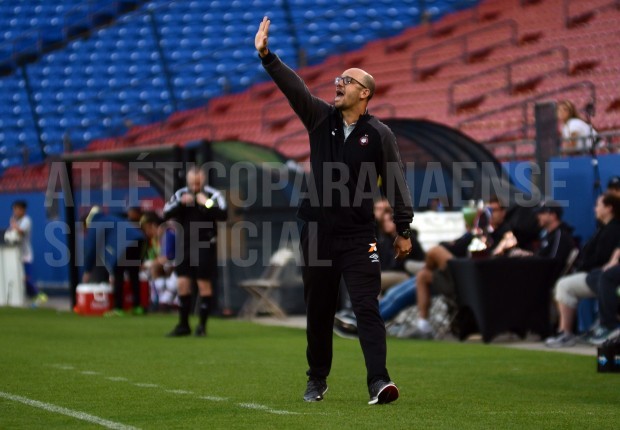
(163, 166, 227, 337)
(546, 192, 620, 347)
(256, 17, 414, 405)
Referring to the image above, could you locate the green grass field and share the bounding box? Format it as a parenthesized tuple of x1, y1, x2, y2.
(0, 307, 618, 429)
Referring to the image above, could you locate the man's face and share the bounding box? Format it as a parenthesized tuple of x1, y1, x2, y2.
(594, 196, 610, 221)
(537, 211, 551, 229)
(187, 171, 205, 194)
(334, 68, 368, 110)
(488, 202, 506, 228)
(142, 222, 158, 240)
(12, 205, 24, 218)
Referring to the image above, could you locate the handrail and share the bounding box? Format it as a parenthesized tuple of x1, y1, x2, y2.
(272, 102, 396, 159)
(261, 78, 336, 129)
(458, 81, 596, 142)
(274, 128, 308, 157)
(426, 5, 481, 38)
(564, 0, 620, 28)
(482, 129, 620, 162)
(448, 46, 570, 114)
(411, 19, 518, 81)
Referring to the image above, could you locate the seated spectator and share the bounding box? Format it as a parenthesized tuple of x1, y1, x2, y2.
(546, 192, 620, 347)
(494, 200, 576, 270)
(140, 213, 178, 311)
(413, 196, 514, 338)
(336, 199, 576, 339)
(585, 241, 620, 345)
(557, 100, 600, 153)
(377, 210, 425, 291)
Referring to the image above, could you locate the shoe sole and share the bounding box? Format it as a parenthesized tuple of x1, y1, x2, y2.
(303, 386, 328, 402)
(369, 383, 399, 405)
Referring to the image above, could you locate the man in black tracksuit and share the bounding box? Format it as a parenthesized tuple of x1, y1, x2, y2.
(256, 17, 414, 405)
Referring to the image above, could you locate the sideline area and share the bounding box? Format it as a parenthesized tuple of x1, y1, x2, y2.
(40, 296, 596, 357)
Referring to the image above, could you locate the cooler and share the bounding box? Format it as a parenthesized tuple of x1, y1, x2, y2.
(75, 283, 113, 315)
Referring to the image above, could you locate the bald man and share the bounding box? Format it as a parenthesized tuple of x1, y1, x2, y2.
(256, 17, 414, 405)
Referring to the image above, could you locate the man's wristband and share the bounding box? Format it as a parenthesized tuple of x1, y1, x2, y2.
(397, 228, 412, 239)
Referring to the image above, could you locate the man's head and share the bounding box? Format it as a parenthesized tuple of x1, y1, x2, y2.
(607, 175, 620, 197)
(536, 200, 563, 230)
(595, 192, 620, 224)
(11, 200, 27, 218)
(334, 68, 375, 111)
(140, 211, 162, 240)
(127, 207, 142, 223)
(186, 167, 206, 194)
(487, 196, 507, 229)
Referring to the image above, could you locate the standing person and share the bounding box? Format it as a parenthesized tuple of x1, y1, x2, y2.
(557, 100, 599, 153)
(163, 166, 227, 337)
(82, 206, 146, 316)
(6, 200, 47, 306)
(255, 17, 414, 405)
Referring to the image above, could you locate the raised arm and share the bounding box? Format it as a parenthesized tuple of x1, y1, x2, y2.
(255, 17, 329, 132)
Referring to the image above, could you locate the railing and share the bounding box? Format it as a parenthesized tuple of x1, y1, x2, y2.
(448, 46, 570, 114)
(483, 130, 620, 162)
(411, 19, 518, 81)
(272, 102, 397, 160)
(457, 81, 596, 143)
(563, 0, 620, 28)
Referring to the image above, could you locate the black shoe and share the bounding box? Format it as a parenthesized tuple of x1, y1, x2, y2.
(368, 380, 399, 405)
(194, 325, 207, 337)
(303, 378, 328, 402)
(166, 324, 191, 337)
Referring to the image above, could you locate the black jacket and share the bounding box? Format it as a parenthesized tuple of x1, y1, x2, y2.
(577, 218, 620, 272)
(163, 184, 227, 245)
(261, 52, 414, 236)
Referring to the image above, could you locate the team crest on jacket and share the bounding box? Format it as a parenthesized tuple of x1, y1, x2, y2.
(359, 134, 369, 146)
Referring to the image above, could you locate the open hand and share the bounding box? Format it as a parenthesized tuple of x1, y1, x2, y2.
(255, 16, 270, 57)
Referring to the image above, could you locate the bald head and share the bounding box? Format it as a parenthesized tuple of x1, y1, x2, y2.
(343, 68, 376, 101)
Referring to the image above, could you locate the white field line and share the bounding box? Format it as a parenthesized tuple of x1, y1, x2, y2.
(49, 364, 309, 417)
(238, 403, 301, 415)
(0, 391, 140, 430)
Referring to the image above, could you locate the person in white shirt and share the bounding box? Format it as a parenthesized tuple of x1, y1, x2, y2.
(6, 200, 47, 305)
(557, 100, 599, 153)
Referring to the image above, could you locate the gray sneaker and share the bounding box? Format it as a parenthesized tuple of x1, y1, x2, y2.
(545, 332, 576, 348)
(589, 327, 620, 346)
